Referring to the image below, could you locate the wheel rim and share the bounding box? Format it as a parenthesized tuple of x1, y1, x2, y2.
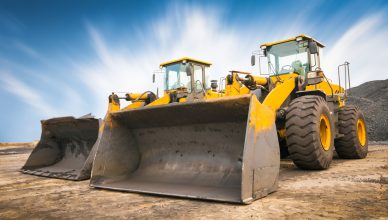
(357, 119, 366, 146)
(319, 114, 331, 151)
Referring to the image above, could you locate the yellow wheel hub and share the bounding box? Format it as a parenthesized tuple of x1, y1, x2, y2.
(357, 119, 366, 146)
(319, 114, 331, 151)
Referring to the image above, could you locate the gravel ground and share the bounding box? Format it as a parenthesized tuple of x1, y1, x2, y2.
(347, 79, 388, 141)
(0, 144, 387, 219)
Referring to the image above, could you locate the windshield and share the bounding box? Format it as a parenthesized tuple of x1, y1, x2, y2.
(165, 63, 191, 92)
(267, 41, 309, 76)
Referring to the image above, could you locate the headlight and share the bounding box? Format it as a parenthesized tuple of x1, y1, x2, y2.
(307, 71, 318, 78)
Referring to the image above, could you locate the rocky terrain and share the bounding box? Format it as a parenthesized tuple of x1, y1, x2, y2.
(347, 79, 388, 141)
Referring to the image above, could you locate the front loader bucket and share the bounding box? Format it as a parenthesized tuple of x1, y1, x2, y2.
(21, 115, 100, 180)
(90, 94, 280, 203)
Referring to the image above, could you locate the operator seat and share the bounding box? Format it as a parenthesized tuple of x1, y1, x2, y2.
(292, 60, 305, 77)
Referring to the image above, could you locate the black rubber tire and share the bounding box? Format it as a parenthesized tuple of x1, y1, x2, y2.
(334, 106, 368, 159)
(285, 95, 334, 170)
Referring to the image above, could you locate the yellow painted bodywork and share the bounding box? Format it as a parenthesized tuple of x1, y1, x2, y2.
(306, 81, 344, 96)
(160, 57, 212, 67)
(248, 95, 276, 133)
(261, 34, 325, 48)
(224, 72, 251, 96)
(123, 101, 145, 110)
(205, 90, 224, 99)
(270, 73, 298, 85)
(251, 76, 268, 86)
(305, 75, 345, 107)
(264, 75, 297, 111)
(178, 97, 186, 102)
(112, 70, 344, 116)
(108, 98, 120, 112)
(225, 72, 243, 96)
(126, 93, 150, 101)
(108, 57, 346, 146)
(117, 57, 344, 117)
(147, 93, 171, 106)
(268, 72, 346, 107)
(230, 70, 252, 75)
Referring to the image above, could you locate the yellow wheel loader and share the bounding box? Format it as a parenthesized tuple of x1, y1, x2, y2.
(90, 35, 368, 204)
(90, 58, 280, 203)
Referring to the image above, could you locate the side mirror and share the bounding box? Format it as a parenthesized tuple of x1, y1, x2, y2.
(309, 41, 319, 54)
(152, 73, 156, 83)
(251, 55, 255, 66)
(185, 63, 193, 76)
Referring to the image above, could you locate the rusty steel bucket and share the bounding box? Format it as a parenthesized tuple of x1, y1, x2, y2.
(21, 115, 100, 180)
(90, 95, 279, 203)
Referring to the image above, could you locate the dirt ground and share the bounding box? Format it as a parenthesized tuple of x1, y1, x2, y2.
(0, 144, 387, 219)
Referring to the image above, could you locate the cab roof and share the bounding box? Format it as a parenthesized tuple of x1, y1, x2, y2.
(260, 34, 325, 48)
(160, 57, 212, 67)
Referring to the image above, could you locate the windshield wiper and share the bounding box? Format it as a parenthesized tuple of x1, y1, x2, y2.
(268, 59, 283, 82)
(268, 60, 278, 75)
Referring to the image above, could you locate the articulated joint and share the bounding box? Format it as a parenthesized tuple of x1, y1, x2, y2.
(125, 92, 157, 104)
(108, 93, 120, 112)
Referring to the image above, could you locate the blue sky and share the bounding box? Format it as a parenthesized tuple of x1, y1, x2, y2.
(0, 0, 387, 142)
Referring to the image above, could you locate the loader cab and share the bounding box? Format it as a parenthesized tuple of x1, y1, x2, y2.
(258, 34, 324, 79)
(160, 57, 212, 95)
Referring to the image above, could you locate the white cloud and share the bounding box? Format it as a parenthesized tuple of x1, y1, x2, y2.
(74, 6, 388, 117)
(0, 71, 56, 116)
(13, 41, 56, 69)
(73, 24, 156, 117)
(75, 6, 259, 117)
(13, 41, 41, 59)
(323, 13, 388, 86)
(0, 57, 85, 119)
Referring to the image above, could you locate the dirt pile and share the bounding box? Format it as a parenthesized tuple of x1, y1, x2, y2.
(346, 79, 388, 141)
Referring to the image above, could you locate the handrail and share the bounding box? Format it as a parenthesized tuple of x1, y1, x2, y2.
(337, 62, 350, 97)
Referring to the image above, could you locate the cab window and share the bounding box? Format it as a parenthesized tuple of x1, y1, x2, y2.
(193, 64, 203, 92)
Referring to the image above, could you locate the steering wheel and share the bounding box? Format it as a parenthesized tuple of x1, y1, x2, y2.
(280, 65, 293, 73)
